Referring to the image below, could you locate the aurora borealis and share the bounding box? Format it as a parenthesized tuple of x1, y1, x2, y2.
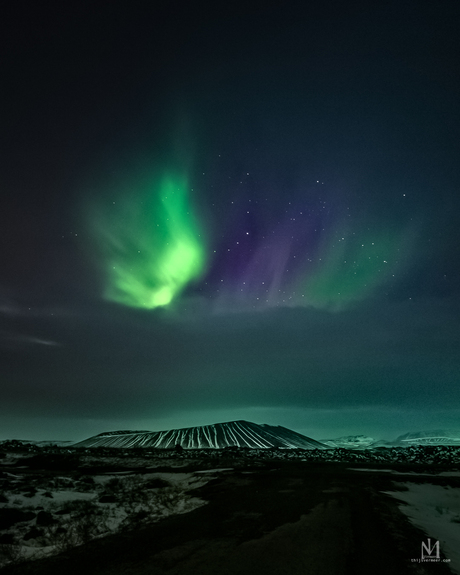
(1, 2, 460, 442)
(87, 172, 206, 309)
(87, 168, 412, 312)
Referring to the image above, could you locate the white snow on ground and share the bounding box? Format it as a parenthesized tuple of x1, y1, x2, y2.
(384, 482, 460, 574)
(5, 489, 97, 508)
(194, 468, 234, 474)
(349, 468, 460, 477)
(0, 470, 215, 568)
(142, 471, 217, 489)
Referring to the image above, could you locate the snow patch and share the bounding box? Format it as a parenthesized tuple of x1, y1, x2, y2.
(384, 482, 460, 573)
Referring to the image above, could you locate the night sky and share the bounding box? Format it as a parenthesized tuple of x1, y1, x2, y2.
(2, 1, 460, 441)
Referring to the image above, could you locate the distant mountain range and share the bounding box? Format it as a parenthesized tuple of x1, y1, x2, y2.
(320, 430, 460, 448)
(73, 420, 327, 450)
(394, 430, 460, 445)
(6, 425, 459, 451)
(319, 435, 377, 449)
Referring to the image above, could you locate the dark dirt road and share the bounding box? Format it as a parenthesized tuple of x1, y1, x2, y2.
(1, 462, 453, 575)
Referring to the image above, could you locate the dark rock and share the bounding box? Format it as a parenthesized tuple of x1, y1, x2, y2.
(144, 478, 169, 489)
(23, 527, 43, 540)
(23, 487, 38, 497)
(99, 494, 117, 503)
(0, 533, 15, 544)
(78, 476, 95, 485)
(36, 510, 55, 526)
(0, 509, 36, 529)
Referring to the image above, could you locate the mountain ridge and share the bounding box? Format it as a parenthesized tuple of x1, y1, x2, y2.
(395, 429, 460, 445)
(319, 435, 377, 449)
(73, 420, 327, 450)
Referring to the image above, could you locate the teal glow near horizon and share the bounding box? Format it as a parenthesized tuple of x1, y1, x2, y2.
(89, 172, 206, 309)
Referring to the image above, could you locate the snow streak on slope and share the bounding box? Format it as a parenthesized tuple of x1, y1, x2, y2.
(73, 420, 326, 450)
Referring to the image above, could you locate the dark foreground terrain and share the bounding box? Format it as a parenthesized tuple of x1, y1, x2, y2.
(1, 445, 459, 575)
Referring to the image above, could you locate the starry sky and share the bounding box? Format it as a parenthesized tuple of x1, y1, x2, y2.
(1, 1, 460, 441)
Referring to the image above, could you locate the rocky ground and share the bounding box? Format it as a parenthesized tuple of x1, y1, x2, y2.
(0, 443, 459, 574)
(0, 444, 214, 568)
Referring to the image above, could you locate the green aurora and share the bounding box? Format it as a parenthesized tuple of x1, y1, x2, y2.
(85, 168, 415, 312)
(299, 227, 406, 309)
(87, 173, 206, 309)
